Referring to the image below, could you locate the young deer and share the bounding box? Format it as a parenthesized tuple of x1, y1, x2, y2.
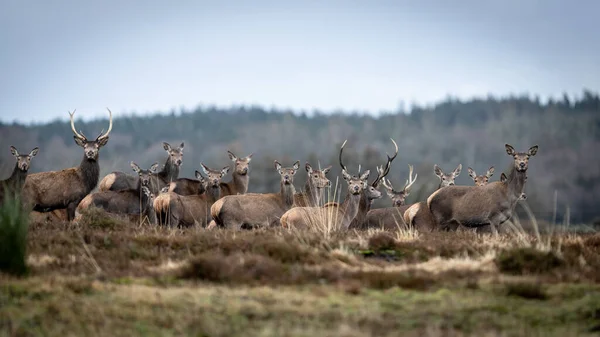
(363, 165, 418, 230)
(208, 160, 299, 230)
(76, 162, 159, 221)
(468, 166, 495, 186)
(220, 151, 253, 196)
(155, 164, 228, 227)
(99, 142, 184, 195)
(348, 138, 398, 229)
(293, 162, 332, 207)
(428, 144, 538, 234)
(402, 163, 462, 232)
(0, 146, 39, 204)
(22, 109, 112, 221)
(280, 140, 370, 231)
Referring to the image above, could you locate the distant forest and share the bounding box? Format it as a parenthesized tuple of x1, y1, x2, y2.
(1, 90, 599, 223)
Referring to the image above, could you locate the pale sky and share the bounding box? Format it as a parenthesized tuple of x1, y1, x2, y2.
(1, 0, 598, 124)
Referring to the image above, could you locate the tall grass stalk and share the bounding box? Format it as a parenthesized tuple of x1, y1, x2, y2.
(0, 189, 30, 276)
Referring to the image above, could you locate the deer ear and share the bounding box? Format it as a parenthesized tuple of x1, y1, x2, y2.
(342, 169, 352, 181)
(486, 166, 495, 178)
(74, 136, 86, 147)
(500, 172, 508, 183)
(274, 160, 282, 172)
(200, 163, 210, 175)
(97, 137, 109, 147)
(434, 164, 443, 177)
(29, 147, 39, 157)
(130, 162, 141, 174)
(228, 151, 237, 161)
(360, 169, 371, 181)
(292, 161, 300, 170)
(305, 162, 313, 173)
(221, 166, 230, 176)
(150, 162, 159, 172)
(505, 144, 516, 156)
(322, 165, 332, 174)
(163, 142, 172, 152)
(195, 170, 204, 181)
(245, 153, 253, 161)
(9, 146, 18, 157)
(468, 167, 476, 179)
(453, 164, 462, 177)
(528, 145, 538, 156)
(179, 142, 184, 150)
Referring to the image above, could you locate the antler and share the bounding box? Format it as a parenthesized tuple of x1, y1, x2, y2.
(402, 164, 417, 194)
(381, 177, 394, 192)
(371, 137, 399, 187)
(69, 109, 87, 140)
(339, 139, 348, 172)
(97, 108, 113, 141)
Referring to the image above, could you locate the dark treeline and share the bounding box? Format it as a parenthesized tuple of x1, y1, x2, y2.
(1, 90, 599, 223)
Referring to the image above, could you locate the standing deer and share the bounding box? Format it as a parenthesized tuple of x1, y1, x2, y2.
(468, 166, 495, 186)
(347, 138, 399, 229)
(208, 160, 300, 230)
(22, 109, 112, 221)
(0, 146, 39, 204)
(280, 140, 370, 231)
(99, 142, 184, 195)
(155, 164, 229, 227)
(76, 162, 159, 222)
(427, 144, 538, 234)
(402, 163, 462, 232)
(220, 151, 253, 196)
(167, 170, 208, 196)
(363, 165, 418, 230)
(293, 162, 332, 207)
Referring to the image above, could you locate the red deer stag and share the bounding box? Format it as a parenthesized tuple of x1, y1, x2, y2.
(0, 146, 39, 204)
(220, 151, 253, 196)
(22, 109, 112, 221)
(427, 144, 538, 234)
(468, 166, 495, 186)
(76, 162, 159, 222)
(154, 163, 229, 227)
(208, 160, 300, 230)
(293, 162, 332, 207)
(99, 142, 184, 195)
(280, 140, 370, 231)
(402, 163, 462, 231)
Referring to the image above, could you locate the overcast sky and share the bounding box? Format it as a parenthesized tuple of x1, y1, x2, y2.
(1, 0, 598, 124)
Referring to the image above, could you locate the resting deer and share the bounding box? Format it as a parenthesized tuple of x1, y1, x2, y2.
(167, 170, 208, 196)
(0, 146, 39, 204)
(402, 163, 462, 231)
(280, 140, 370, 231)
(154, 164, 228, 227)
(99, 142, 184, 195)
(468, 166, 494, 186)
(208, 160, 299, 230)
(427, 144, 538, 234)
(347, 138, 399, 229)
(293, 162, 332, 207)
(363, 165, 418, 230)
(22, 109, 112, 221)
(76, 162, 159, 222)
(220, 151, 253, 196)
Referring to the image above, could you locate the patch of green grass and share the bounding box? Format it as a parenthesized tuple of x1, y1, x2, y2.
(0, 192, 30, 276)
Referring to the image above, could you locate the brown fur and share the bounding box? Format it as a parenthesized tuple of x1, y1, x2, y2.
(0, 146, 38, 204)
(428, 144, 538, 234)
(219, 151, 253, 196)
(468, 166, 495, 186)
(209, 160, 299, 230)
(168, 171, 207, 196)
(293, 162, 332, 207)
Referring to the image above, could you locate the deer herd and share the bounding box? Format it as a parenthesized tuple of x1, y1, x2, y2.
(1, 109, 538, 234)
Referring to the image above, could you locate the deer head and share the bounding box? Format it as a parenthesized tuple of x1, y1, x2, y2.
(339, 140, 370, 195)
(275, 160, 300, 185)
(163, 142, 185, 168)
(10, 146, 39, 171)
(201, 163, 230, 189)
(305, 163, 332, 188)
(506, 144, 538, 172)
(70, 108, 112, 160)
(228, 151, 253, 175)
(434, 164, 462, 187)
(381, 164, 418, 207)
(468, 166, 495, 186)
(130, 162, 159, 187)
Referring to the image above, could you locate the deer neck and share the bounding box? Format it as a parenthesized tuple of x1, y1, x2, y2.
(206, 186, 221, 203)
(6, 164, 27, 190)
(280, 182, 296, 208)
(232, 171, 249, 194)
(303, 179, 323, 206)
(506, 167, 527, 202)
(340, 191, 362, 229)
(158, 156, 179, 183)
(352, 192, 371, 225)
(78, 155, 100, 193)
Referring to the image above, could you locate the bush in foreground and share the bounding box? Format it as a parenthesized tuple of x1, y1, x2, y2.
(0, 192, 30, 276)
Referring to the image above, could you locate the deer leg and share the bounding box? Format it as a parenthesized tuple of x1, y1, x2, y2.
(66, 202, 78, 221)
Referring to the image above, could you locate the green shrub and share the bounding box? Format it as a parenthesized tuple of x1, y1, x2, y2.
(0, 191, 30, 276)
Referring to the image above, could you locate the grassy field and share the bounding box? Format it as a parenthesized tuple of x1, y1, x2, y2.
(1, 207, 600, 336)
